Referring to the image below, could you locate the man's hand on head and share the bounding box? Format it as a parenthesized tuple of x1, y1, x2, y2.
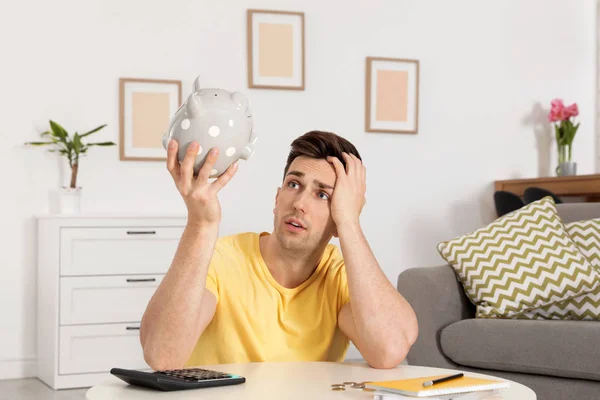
(329, 152, 417, 370)
(326, 153, 366, 228)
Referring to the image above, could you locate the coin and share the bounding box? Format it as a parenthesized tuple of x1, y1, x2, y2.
(343, 381, 356, 385)
(351, 383, 365, 389)
(331, 387, 345, 391)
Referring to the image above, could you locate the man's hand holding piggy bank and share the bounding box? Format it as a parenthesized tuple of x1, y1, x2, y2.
(162, 76, 258, 226)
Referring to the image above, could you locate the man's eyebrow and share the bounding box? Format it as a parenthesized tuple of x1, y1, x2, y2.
(286, 170, 333, 190)
(316, 181, 334, 190)
(286, 170, 305, 178)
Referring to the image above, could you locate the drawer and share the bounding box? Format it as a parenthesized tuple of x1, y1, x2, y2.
(60, 275, 163, 325)
(60, 226, 183, 276)
(59, 324, 150, 375)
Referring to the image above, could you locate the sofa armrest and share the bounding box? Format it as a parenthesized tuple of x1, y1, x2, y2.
(397, 265, 475, 368)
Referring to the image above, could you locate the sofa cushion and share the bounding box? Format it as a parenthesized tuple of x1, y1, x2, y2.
(556, 202, 600, 224)
(521, 218, 600, 320)
(437, 196, 600, 318)
(440, 318, 600, 381)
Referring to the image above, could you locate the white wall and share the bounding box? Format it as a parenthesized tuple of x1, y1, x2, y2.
(598, 1, 600, 171)
(1, 0, 597, 379)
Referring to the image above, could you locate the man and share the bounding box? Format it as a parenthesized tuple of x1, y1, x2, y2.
(139, 130, 418, 370)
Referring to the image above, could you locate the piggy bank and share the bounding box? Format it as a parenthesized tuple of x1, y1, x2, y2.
(162, 76, 257, 178)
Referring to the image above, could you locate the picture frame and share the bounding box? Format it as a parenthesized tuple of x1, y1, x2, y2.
(365, 57, 420, 134)
(119, 77, 182, 161)
(247, 9, 305, 90)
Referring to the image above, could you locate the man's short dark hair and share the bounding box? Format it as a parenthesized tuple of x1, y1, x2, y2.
(283, 130, 362, 181)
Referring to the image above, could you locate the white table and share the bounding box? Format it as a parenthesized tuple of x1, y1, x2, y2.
(86, 361, 536, 399)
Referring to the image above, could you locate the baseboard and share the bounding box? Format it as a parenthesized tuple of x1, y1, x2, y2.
(0, 358, 36, 380)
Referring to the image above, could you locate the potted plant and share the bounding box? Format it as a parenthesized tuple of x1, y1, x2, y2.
(25, 120, 116, 213)
(548, 98, 580, 176)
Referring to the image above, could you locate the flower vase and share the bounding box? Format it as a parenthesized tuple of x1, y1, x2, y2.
(556, 145, 577, 176)
(58, 186, 83, 214)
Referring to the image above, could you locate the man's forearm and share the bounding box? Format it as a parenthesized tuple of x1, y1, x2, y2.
(338, 221, 418, 366)
(139, 223, 218, 370)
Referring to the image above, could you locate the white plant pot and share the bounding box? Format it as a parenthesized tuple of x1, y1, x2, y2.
(58, 187, 82, 214)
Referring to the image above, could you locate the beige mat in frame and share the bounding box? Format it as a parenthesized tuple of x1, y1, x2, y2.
(247, 9, 305, 90)
(365, 57, 420, 134)
(119, 77, 182, 161)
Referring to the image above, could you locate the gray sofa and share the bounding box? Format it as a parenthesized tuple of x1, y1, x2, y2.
(397, 202, 600, 400)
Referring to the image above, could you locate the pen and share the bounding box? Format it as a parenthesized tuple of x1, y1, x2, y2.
(422, 373, 464, 387)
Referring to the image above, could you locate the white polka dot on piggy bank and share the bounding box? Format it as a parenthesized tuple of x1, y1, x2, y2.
(161, 75, 257, 178)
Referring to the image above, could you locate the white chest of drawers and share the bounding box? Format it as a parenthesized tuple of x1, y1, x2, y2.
(36, 215, 186, 389)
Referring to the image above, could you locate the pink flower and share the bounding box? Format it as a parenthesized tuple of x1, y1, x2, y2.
(551, 99, 564, 110)
(548, 99, 566, 122)
(547, 98, 578, 122)
(565, 103, 579, 118)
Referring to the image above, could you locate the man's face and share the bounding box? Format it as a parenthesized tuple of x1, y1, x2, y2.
(272, 156, 338, 254)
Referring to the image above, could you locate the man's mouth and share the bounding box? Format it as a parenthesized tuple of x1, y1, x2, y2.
(285, 218, 306, 230)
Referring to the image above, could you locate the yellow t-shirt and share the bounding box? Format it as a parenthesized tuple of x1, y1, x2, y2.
(184, 231, 351, 366)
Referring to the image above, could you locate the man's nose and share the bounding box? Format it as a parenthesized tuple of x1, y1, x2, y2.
(292, 191, 308, 214)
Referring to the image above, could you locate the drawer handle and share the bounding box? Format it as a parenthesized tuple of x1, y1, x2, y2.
(126, 326, 140, 331)
(126, 278, 157, 283)
(126, 230, 156, 235)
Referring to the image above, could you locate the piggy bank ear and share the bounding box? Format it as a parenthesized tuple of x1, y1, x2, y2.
(230, 91, 249, 111)
(193, 75, 201, 93)
(186, 93, 205, 117)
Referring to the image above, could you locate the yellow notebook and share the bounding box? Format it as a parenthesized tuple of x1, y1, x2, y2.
(364, 374, 510, 398)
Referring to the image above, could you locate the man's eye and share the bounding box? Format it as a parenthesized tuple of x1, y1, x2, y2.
(288, 181, 299, 189)
(318, 192, 329, 200)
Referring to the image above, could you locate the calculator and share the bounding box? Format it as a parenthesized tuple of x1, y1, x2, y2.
(110, 367, 246, 391)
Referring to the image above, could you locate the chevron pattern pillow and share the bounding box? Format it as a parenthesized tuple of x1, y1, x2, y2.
(437, 197, 600, 318)
(519, 218, 600, 320)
